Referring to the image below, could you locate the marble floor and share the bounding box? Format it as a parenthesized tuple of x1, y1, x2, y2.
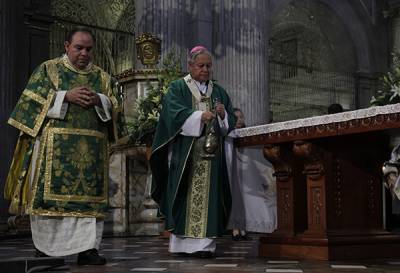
(1, 234, 400, 273)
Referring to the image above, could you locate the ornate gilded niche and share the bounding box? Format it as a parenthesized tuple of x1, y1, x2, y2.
(136, 33, 161, 68)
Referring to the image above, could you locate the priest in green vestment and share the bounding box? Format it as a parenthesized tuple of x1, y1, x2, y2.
(4, 27, 126, 265)
(150, 46, 235, 257)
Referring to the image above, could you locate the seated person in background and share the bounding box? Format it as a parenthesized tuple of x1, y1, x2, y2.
(328, 103, 343, 114)
(233, 108, 246, 128)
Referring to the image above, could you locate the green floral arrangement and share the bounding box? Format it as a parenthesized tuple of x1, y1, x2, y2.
(128, 51, 182, 144)
(370, 52, 400, 106)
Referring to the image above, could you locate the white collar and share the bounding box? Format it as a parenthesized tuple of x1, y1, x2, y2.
(193, 79, 207, 94)
(184, 74, 213, 102)
(62, 54, 93, 74)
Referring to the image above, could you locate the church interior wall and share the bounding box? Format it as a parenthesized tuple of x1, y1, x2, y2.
(0, 0, 398, 237)
(0, 0, 52, 235)
(268, 0, 389, 121)
(269, 0, 358, 121)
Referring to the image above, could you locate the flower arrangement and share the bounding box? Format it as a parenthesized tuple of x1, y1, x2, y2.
(128, 51, 182, 144)
(370, 52, 400, 106)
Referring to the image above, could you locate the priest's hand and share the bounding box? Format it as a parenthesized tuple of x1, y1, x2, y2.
(88, 92, 101, 107)
(201, 111, 215, 122)
(65, 87, 100, 108)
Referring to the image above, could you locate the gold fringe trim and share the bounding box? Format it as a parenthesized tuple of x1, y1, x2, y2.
(23, 90, 46, 104)
(30, 207, 105, 218)
(7, 91, 55, 137)
(43, 127, 107, 203)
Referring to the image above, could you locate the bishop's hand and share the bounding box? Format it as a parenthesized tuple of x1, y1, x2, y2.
(215, 101, 225, 119)
(201, 111, 215, 122)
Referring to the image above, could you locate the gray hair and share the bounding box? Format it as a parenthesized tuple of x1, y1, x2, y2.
(188, 48, 212, 64)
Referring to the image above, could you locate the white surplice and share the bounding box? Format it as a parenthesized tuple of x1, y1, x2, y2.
(225, 131, 277, 233)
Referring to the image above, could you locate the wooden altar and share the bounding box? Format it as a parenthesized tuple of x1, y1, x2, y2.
(235, 104, 400, 260)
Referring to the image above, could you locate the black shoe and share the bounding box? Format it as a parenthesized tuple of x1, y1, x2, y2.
(77, 248, 107, 265)
(35, 248, 49, 257)
(240, 234, 252, 241)
(232, 234, 240, 241)
(193, 251, 214, 258)
(172, 252, 191, 257)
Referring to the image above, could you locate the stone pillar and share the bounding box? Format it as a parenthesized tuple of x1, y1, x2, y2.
(391, 15, 400, 62)
(105, 150, 128, 235)
(134, 0, 188, 70)
(186, 0, 213, 51)
(106, 145, 164, 236)
(212, 0, 270, 126)
(133, 0, 190, 236)
(354, 72, 379, 109)
(134, 1, 271, 126)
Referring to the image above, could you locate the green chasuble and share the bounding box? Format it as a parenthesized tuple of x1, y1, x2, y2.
(150, 76, 235, 238)
(5, 56, 126, 218)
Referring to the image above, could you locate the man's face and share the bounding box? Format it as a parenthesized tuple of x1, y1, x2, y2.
(189, 53, 212, 82)
(64, 31, 94, 70)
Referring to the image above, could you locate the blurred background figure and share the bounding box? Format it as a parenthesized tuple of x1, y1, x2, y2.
(225, 108, 277, 241)
(229, 108, 248, 240)
(328, 103, 344, 114)
(233, 108, 246, 129)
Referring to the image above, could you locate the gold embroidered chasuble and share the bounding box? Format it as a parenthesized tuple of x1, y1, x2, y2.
(5, 56, 125, 218)
(184, 91, 213, 238)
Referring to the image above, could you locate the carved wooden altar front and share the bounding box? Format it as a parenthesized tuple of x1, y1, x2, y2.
(236, 104, 400, 260)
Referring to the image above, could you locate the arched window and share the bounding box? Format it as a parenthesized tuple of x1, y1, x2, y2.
(269, 1, 357, 122)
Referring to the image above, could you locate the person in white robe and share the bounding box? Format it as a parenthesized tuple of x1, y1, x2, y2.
(225, 109, 277, 240)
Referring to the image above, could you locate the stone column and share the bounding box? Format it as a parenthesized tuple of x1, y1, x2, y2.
(134, 0, 271, 126)
(212, 0, 270, 126)
(354, 72, 379, 109)
(134, 0, 188, 70)
(106, 150, 128, 235)
(186, 0, 213, 51)
(133, 0, 191, 236)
